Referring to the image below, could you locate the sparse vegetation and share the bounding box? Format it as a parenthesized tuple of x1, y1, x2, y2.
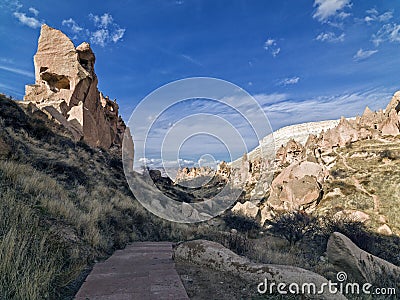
(0, 95, 205, 298)
(1, 93, 400, 299)
(267, 210, 317, 245)
(222, 212, 261, 234)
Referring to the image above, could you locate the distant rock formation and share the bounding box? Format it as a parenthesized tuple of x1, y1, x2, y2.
(24, 24, 126, 149)
(175, 91, 400, 225)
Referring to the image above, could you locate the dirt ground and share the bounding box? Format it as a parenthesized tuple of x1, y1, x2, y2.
(175, 261, 261, 299)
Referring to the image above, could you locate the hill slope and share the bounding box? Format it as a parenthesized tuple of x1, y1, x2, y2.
(0, 94, 196, 299)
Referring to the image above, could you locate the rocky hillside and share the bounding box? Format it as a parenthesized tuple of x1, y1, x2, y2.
(176, 91, 400, 236)
(0, 93, 193, 299)
(231, 118, 340, 166)
(0, 25, 195, 299)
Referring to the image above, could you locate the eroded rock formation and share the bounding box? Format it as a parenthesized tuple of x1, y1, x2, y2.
(24, 24, 126, 149)
(175, 91, 400, 225)
(175, 239, 346, 300)
(327, 232, 400, 283)
(268, 161, 327, 211)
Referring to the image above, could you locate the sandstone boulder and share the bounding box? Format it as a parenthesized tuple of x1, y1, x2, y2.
(174, 239, 346, 299)
(385, 90, 400, 115)
(333, 210, 370, 223)
(260, 205, 275, 225)
(268, 161, 327, 211)
(381, 110, 400, 136)
(377, 224, 392, 235)
(231, 201, 259, 219)
(326, 232, 400, 283)
(24, 24, 126, 149)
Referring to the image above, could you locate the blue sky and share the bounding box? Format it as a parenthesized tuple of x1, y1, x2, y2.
(1, 0, 400, 168)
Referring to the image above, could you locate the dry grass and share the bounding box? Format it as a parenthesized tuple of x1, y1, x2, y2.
(318, 137, 400, 235)
(0, 95, 205, 298)
(0, 190, 60, 300)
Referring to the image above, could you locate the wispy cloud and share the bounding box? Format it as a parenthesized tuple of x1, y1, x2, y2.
(90, 13, 114, 28)
(371, 23, 400, 46)
(61, 13, 126, 47)
(28, 7, 39, 17)
(0, 83, 24, 97)
(181, 54, 203, 66)
(279, 77, 300, 86)
(89, 13, 125, 47)
(132, 88, 393, 167)
(315, 31, 345, 42)
(0, 65, 33, 77)
(264, 38, 281, 57)
(10, 1, 41, 29)
(364, 9, 393, 24)
(13, 11, 41, 28)
(137, 157, 197, 171)
(353, 48, 378, 61)
(313, 0, 351, 23)
(62, 18, 83, 34)
(262, 89, 392, 131)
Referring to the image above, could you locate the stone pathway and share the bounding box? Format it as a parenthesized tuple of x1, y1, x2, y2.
(75, 242, 189, 300)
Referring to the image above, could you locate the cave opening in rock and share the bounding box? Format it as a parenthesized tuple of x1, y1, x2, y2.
(41, 72, 70, 91)
(79, 58, 89, 72)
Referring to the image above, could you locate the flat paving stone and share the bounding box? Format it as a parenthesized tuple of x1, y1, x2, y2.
(75, 242, 189, 300)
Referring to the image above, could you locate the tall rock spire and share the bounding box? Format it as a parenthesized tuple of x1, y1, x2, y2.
(24, 24, 126, 150)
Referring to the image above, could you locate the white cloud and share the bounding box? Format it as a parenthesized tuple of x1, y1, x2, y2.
(315, 31, 345, 42)
(378, 11, 394, 22)
(262, 89, 392, 131)
(62, 18, 83, 34)
(272, 48, 281, 57)
(28, 7, 39, 16)
(13, 11, 41, 28)
(61, 13, 126, 47)
(111, 28, 125, 43)
(279, 76, 300, 86)
(0, 64, 34, 77)
(366, 8, 378, 15)
(313, 0, 351, 22)
(90, 29, 108, 47)
(353, 49, 378, 61)
(364, 9, 393, 24)
(90, 13, 114, 28)
(0, 83, 24, 97)
(264, 38, 281, 57)
(264, 39, 275, 47)
(372, 23, 400, 46)
(337, 11, 351, 19)
(133, 89, 393, 167)
(364, 16, 375, 23)
(88, 13, 125, 47)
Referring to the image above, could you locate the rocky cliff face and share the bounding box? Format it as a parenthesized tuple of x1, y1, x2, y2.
(24, 24, 126, 149)
(175, 91, 400, 227)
